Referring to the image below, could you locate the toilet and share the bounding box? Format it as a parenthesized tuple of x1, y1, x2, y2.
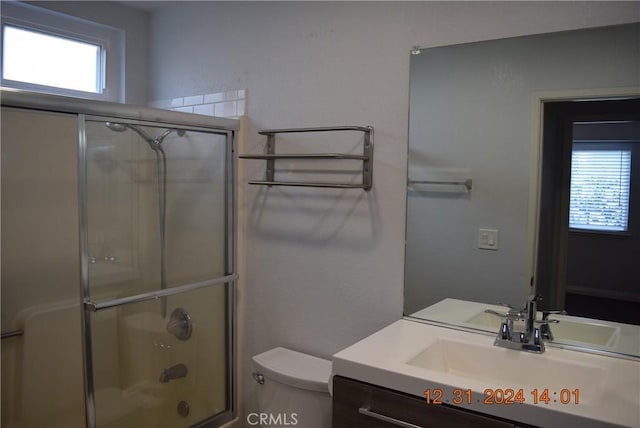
(251, 347, 332, 428)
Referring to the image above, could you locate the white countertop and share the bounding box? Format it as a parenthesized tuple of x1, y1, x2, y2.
(332, 319, 640, 428)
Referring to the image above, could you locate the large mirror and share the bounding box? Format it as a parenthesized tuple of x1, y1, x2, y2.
(404, 23, 640, 357)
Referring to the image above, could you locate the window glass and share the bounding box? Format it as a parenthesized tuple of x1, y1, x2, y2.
(1, 2, 123, 101)
(569, 149, 631, 232)
(3, 25, 103, 93)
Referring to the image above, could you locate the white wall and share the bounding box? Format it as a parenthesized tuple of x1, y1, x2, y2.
(30, 1, 150, 104)
(145, 1, 640, 420)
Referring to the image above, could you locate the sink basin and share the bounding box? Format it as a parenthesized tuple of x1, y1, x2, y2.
(464, 312, 503, 329)
(334, 319, 640, 428)
(407, 338, 605, 404)
(465, 311, 619, 347)
(552, 320, 619, 346)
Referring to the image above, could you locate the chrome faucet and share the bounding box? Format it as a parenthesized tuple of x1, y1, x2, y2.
(159, 363, 188, 383)
(486, 295, 559, 353)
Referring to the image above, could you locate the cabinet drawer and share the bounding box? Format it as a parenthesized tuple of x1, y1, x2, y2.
(333, 376, 530, 428)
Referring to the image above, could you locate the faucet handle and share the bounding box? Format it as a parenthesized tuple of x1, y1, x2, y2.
(496, 301, 530, 318)
(533, 328, 542, 346)
(485, 309, 524, 321)
(542, 310, 566, 317)
(534, 309, 565, 325)
(500, 322, 512, 340)
(497, 302, 515, 309)
(484, 309, 507, 318)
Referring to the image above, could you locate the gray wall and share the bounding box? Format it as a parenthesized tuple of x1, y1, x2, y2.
(405, 23, 640, 314)
(31, 1, 150, 104)
(144, 1, 639, 421)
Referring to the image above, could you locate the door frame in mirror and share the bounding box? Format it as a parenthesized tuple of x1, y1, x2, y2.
(529, 88, 640, 312)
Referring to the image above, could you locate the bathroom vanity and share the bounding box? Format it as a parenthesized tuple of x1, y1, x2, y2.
(331, 319, 640, 428)
(350, 22, 640, 428)
(333, 376, 533, 427)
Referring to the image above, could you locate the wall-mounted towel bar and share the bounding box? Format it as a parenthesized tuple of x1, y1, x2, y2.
(408, 178, 473, 191)
(239, 126, 374, 190)
(246, 181, 368, 189)
(258, 126, 372, 135)
(1, 329, 23, 339)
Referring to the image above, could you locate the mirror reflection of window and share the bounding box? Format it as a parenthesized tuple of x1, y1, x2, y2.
(566, 120, 640, 325)
(570, 128, 632, 233)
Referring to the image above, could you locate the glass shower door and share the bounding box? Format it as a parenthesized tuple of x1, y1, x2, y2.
(81, 118, 234, 428)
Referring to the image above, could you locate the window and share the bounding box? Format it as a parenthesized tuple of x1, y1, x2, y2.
(569, 149, 631, 232)
(3, 25, 103, 93)
(1, 2, 123, 101)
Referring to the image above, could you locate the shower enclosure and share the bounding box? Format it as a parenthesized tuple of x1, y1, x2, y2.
(1, 91, 237, 428)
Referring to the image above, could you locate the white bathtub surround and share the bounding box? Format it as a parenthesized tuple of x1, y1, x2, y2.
(149, 89, 247, 119)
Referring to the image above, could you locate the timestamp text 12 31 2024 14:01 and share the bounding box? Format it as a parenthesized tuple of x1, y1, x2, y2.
(424, 388, 580, 405)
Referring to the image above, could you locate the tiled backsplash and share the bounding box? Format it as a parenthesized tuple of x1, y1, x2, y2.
(149, 89, 246, 119)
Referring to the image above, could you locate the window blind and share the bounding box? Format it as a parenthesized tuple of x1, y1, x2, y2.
(569, 150, 631, 232)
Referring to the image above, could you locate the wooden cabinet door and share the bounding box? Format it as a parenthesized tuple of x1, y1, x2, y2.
(333, 376, 529, 428)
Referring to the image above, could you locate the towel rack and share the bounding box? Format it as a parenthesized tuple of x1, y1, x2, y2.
(408, 178, 473, 191)
(239, 126, 373, 190)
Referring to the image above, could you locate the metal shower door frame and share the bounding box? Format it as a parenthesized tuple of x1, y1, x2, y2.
(78, 114, 237, 428)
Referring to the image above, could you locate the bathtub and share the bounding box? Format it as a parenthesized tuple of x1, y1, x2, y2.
(2, 300, 225, 428)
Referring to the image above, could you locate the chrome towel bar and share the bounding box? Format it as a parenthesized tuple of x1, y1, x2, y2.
(240, 153, 368, 160)
(239, 125, 374, 191)
(248, 181, 369, 189)
(408, 178, 473, 191)
(258, 126, 372, 134)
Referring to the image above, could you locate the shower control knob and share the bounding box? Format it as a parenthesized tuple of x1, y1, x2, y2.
(166, 308, 192, 340)
(177, 401, 190, 417)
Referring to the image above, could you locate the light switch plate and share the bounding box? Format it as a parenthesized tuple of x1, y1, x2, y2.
(478, 229, 499, 250)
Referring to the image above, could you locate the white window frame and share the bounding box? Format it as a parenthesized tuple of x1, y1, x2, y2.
(569, 143, 632, 234)
(1, 2, 123, 102)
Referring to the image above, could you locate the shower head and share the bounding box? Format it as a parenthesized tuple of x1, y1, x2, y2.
(105, 122, 128, 132)
(105, 122, 185, 151)
(105, 121, 155, 148)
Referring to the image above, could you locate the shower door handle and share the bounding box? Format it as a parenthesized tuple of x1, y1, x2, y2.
(84, 273, 238, 312)
(1, 329, 23, 339)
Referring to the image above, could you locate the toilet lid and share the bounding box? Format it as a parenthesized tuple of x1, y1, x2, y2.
(252, 347, 332, 393)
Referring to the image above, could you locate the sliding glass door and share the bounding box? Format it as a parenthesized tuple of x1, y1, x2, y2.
(81, 118, 235, 427)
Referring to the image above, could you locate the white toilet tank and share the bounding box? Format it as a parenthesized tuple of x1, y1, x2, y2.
(251, 347, 332, 428)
